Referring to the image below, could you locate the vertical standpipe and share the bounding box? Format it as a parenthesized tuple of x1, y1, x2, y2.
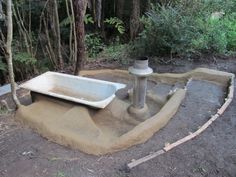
(128, 57, 153, 117)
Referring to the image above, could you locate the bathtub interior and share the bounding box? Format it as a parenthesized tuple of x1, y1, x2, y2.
(20, 72, 126, 104)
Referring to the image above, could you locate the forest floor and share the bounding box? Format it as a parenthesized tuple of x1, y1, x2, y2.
(0, 57, 236, 177)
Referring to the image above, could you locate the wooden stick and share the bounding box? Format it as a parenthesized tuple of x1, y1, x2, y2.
(163, 78, 234, 151)
(127, 76, 234, 169)
(127, 150, 165, 169)
(228, 77, 234, 99)
(228, 86, 234, 99)
(217, 98, 232, 115)
(164, 114, 220, 151)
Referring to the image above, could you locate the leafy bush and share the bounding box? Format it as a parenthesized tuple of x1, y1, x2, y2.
(37, 58, 53, 73)
(133, 5, 197, 57)
(99, 43, 130, 64)
(191, 17, 227, 55)
(85, 33, 104, 58)
(133, 1, 236, 58)
(224, 13, 236, 51)
(13, 52, 37, 79)
(14, 52, 37, 65)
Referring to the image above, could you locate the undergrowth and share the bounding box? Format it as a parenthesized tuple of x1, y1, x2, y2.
(132, 0, 236, 59)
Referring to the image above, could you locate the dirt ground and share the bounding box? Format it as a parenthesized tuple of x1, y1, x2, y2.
(0, 58, 236, 177)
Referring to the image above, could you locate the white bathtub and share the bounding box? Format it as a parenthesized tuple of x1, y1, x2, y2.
(20, 72, 126, 108)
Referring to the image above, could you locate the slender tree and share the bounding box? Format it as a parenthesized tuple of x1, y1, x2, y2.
(130, 0, 140, 40)
(116, 0, 125, 20)
(73, 0, 87, 75)
(53, 0, 64, 69)
(0, 0, 4, 20)
(6, 0, 20, 108)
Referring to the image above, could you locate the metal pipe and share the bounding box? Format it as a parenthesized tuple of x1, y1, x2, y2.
(128, 57, 153, 118)
(133, 76, 147, 109)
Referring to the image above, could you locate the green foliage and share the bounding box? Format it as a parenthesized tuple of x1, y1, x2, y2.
(60, 14, 94, 27)
(56, 171, 66, 177)
(84, 14, 94, 25)
(134, 5, 196, 56)
(60, 16, 71, 27)
(0, 57, 7, 72)
(191, 17, 227, 54)
(85, 33, 104, 58)
(104, 17, 125, 34)
(0, 105, 8, 115)
(99, 43, 130, 64)
(14, 52, 37, 65)
(133, 1, 236, 58)
(224, 13, 236, 51)
(13, 52, 37, 78)
(37, 58, 53, 73)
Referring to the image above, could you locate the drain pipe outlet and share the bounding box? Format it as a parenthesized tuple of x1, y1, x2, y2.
(128, 57, 153, 120)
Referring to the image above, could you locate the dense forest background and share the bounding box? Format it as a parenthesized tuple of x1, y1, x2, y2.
(0, 0, 236, 85)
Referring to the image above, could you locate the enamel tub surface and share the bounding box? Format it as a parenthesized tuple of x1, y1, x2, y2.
(20, 72, 126, 108)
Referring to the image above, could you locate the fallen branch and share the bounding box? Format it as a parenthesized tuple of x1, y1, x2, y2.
(217, 98, 232, 115)
(163, 114, 220, 152)
(48, 156, 80, 162)
(127, 150, 165, 169)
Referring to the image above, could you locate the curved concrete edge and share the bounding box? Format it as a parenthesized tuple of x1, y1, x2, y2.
(16, 104, 108, 155)
(16, 89, 186, 155)
(80, 68, 234, 86)
(108, 89, 186, 154)
(127, 75, 235, 169)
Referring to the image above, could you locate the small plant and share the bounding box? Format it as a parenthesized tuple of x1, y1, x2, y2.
(56, 171, 66, 177)
(13, 52, 37, 79)
(99, 43, 130, 64)
(0, 100, 9, 115)
(85, 33, 104, 58)
(60, 16, 71, 27)
(37, 58, 53, 73)
(104, 17, 125, 34)
(14, 52, 37, 65)
(0, 105, 8, 115)
(84, 14, 94, 25)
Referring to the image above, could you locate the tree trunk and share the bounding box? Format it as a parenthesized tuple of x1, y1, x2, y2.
(6, 0, 20, 108)
(96, 0, 102, 28)
(101, 0, 105, 39)
(53, 0, 64, 69)
(116, 0, 125, 20)
(65, 0, 73, 62)
(69, 0, 77, 64)
(73, 0, 87, 75)
(145, 0, 151, 12)
(0, 0, 5, 20)
(130, 0, 140, 40)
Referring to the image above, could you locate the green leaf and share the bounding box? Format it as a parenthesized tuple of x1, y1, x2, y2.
(104, 17, 125, 34)
(84, 14, 94, 24)
(60, 16, 72, 27)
